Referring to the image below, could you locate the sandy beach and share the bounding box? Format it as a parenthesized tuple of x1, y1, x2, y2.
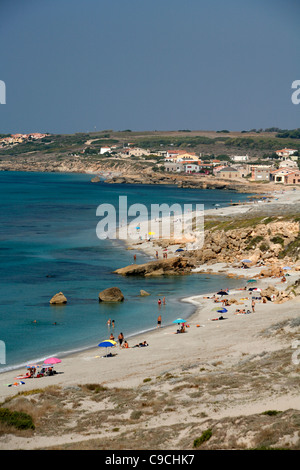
(1, 262, 299, 397)
(1, 187, 300, 449)
(119, 187, 300, 260)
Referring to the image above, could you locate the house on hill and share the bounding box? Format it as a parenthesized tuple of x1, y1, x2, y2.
(270, 168, 300, 184)
(275, 148, 297, 159)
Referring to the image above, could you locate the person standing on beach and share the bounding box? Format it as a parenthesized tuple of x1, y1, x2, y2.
(157, 314, 162, 328)
(156, 250, 158, 259)
(252, 299, 255, 312)
(118, 332, 124, 347)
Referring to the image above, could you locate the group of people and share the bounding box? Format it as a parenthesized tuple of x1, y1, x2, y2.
(176, 323, 186, 334)
(157, 297, 166, 306)
(107, 323, 149, 350)
(107, 318, 115, 328)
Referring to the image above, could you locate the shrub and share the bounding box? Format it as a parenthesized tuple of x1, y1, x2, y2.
(261, 410, 281, 416)
(0, 407, 35, 430)
(270, 236, 284, 247)
(193, 429, 212, 448)
(259, 242, 269, 252)
(130, 410, 142, 420)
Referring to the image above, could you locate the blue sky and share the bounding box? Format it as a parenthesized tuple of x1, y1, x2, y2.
(0, 0, 299, 134)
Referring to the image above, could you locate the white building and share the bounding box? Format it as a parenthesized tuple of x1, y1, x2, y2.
(231, 155, 249, 162)
(276, 148, 297, 158)
(100, 147, 112, 154)
(184, 163, 200, 173)
(279, 159, 298, 169)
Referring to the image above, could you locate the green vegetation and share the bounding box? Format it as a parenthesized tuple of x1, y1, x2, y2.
(259, 242, 270, 252)
(278, 232, 300, 259)
(0, 407, 35, 430)
(130, 410, 142, 420)
(261, 410, 281, 416)
(193, 429, 212, 448)
(270, 236, 285, 247)
(246, 235, 264, 250)
(135, 135, 228, 150)
(276, 128, 300, 139)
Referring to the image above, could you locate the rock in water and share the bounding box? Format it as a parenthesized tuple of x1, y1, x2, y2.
(91, 176, 100, 183)
(140, 290, 150, 296)
(50, 292, 67, 304)
(99, 287, 124, 302)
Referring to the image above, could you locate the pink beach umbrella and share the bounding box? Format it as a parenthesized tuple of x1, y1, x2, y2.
(44, 357, 61, 365)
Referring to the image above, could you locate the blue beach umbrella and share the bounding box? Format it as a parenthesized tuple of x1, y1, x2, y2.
(241, 259, 252, 263)
(217, 308, 228, 313)
(98, 340, 117, 357)
(283, 266, 291, 270)
(175, 248, 184, 252)
(172, 318, 186, 324)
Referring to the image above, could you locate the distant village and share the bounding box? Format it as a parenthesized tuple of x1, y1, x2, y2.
(0, 133, 48, 147)
(1, 132, 300, 185)
(100, 143, 300, 185)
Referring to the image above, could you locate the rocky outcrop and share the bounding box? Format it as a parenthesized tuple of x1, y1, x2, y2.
(140, 290, 150, 296)
(260, 284, 296, 304)
(193, 221, 299, 265)
(98, 287, 124, 302)
(91, 176, 100, 183)
(50, 292, 67, 304)
(114, 257, 194, 277)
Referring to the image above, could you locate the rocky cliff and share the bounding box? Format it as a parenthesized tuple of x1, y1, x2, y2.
(192, 220, 300, 266)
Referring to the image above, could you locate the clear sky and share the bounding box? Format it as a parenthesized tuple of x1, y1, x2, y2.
(0, 0, 299, 134)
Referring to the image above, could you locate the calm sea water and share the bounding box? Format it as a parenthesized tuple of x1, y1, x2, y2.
(0, 171, 251, 371)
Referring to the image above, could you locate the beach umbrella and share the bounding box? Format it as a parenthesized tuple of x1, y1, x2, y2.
(175, 248, 184, 252)
(172, 318, 186, 324)
(217, 290, 228, 296)
(217, 308, 228, 313)
(283, 266, 291, 270)
(247, 279, 257, 283)
(148, 232, 155, 235)
(241, 259, 252, 263)
(44, 357, 61, 365)
(98, 340, 116, 357)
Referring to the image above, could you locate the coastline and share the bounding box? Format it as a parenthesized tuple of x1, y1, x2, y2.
(1, 265, 299, 404)
(1, 187, 299, 391)
(1, 182, 300, 450)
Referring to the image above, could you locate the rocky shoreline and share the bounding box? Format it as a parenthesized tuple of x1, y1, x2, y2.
(0, 154, 280, 194)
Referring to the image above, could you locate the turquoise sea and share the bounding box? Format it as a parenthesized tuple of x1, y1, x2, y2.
(0, 171, 251, 372)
